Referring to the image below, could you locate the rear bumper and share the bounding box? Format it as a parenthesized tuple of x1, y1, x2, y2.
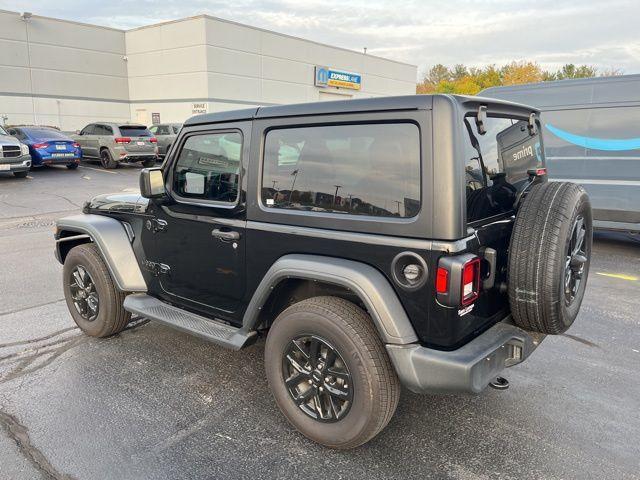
(386, 322, 545, 394)
(0, 155, 31, 172)
(39, 156, 81, 165)
(118, 154, 158, 163)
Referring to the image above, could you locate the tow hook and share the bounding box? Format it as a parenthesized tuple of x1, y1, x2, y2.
(489, 376, 509, 390)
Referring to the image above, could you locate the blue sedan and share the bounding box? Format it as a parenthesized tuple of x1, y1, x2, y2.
(8, 127, 82, 169)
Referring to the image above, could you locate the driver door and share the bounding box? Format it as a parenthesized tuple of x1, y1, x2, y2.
(143, 122, 249, 323)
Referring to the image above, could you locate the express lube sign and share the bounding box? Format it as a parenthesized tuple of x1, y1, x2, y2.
(315, 66, 362, 90)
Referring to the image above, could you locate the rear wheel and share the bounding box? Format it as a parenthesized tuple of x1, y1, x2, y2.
(66, 162, 79, 170)
(100, 149, 117, 169)
(13, 171, 28, 178)
(508, 182, 592, 334)
(265, 296, 400, 449)
(63, 243, 131, 337)
(142, 157, 156, 168)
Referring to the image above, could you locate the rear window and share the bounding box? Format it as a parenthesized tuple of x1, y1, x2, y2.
(262, 123, 421, 218)
(464, 116, 544, 224)
(23, 128, 69, 140)
(119, 126, 151, 137)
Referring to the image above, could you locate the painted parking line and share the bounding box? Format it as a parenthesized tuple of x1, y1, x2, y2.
(79, 165, 118, 175)
(596, 272, 638, 281)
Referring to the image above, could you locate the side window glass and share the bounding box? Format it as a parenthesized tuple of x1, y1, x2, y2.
(80, 125, 93, 135)
(149, 126, 158, 134)
(262, 123, 421, 218)
(173, 131, 242, 203)
(104, 125, 113, 136)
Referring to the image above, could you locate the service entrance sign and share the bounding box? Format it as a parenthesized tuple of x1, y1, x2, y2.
(315, 66, 362, 90)
(192, 102, 208, 114)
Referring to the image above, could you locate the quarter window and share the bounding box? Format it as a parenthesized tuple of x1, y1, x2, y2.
(262, 123, 421, 218)
(173, 131, 242, 203)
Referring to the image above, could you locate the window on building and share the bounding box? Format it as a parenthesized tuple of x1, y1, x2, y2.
(173, 131, 242, 203)
(262, 123, 421, 218)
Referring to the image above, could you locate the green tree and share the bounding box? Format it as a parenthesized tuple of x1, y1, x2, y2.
(554, 64, 598, 80)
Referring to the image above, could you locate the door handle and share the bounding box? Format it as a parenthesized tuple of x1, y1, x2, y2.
(211, 228, 240, 241)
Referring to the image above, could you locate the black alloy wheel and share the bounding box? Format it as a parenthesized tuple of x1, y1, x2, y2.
(282, 335, 353, 422)
(564, 215, 587, 305)
(69, 265, 99, 321)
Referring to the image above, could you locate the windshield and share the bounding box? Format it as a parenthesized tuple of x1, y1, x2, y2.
(464, 115, 544, 224)
(0, 125, 7, 136)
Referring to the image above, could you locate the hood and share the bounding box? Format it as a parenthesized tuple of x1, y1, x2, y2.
(84, 192, 149, 214)
(0, 135, 21, 146)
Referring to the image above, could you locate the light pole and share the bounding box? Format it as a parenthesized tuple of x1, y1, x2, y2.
(333, 185, 342, 206)
(21, 12, 36, 125)
(289, 169, 299, 202)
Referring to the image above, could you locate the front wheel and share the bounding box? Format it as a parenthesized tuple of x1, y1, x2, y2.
(265, 296, 400, 449)
(63, 243, 131, 337)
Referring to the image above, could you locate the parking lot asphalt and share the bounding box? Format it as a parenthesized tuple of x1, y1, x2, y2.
(1, 163, 639, 480)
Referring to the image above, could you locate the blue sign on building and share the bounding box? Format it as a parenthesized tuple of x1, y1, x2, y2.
(315, 66, 362, 90)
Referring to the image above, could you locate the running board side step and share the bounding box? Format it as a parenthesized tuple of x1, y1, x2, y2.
(123, 294, 256, 350)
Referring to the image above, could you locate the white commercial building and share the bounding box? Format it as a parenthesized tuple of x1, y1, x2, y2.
(0, 9, 417, 130)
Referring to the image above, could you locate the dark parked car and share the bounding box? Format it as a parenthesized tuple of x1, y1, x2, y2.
(8, 126, 81, 169)
(54, 95, 592, 448)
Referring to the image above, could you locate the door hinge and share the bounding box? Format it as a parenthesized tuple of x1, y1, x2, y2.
(143, 260, 170, 276)
(145, 218, 168, 233)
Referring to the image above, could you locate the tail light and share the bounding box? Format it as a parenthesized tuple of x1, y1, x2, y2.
(436, 254, 481, 308)
(33, 143, 48, 149)
(461, 257, 481, 306)
(149, 137, 157, 143)
(435, 267, 449, 294)
(72, 142, 80, 148)
(115, 137, 131, 144)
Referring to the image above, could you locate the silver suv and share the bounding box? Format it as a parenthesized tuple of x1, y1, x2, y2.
(149, 123, 181, 158)
(74, 123, 158, 169)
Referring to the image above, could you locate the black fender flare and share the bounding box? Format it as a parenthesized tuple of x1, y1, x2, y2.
(241, 254, 418, 345)
(55, 214, 147, 292)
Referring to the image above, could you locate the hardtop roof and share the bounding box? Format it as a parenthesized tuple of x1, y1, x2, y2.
(184, 94, 538, 126)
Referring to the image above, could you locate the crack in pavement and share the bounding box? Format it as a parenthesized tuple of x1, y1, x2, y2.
(0, 409, 76, 480)
(0, 326, 78, 349)
(0, 299, 66, 318)
(0, 316, 150, 385)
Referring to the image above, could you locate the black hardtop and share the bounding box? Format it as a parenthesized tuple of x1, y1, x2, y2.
(183, 94, 539, 127)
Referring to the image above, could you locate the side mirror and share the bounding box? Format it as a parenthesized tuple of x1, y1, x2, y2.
(76, 130, 81, 135)
(140, 168, 165, 198)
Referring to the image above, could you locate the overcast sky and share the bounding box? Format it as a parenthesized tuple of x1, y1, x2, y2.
(3, 0, 639, 77)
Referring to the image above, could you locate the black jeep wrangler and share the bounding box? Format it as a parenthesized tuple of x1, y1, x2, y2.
(54, 95, 592, 449)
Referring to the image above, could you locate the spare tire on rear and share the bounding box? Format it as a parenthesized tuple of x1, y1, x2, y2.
(508, 181, 592, 334)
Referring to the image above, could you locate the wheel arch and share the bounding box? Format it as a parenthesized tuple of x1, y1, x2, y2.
(55, 214, 147, 292)
(242, 254, 418, 345)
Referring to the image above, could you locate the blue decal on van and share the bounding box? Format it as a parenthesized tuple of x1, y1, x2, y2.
(545, 124, 640, 151)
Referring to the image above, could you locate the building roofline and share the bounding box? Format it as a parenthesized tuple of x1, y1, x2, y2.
(0, 8, 125, 33)
(127, 14, 416, 69)
(1, 9, 416, 69)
